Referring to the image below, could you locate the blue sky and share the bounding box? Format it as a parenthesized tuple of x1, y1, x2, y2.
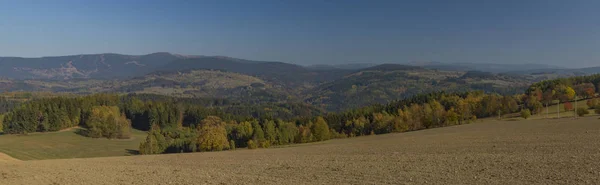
(1, 0, 599, 67)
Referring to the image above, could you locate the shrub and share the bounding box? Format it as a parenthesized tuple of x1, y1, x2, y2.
(564, 102, 573, 111)
(587, 99, 599, 108)
(247, 140, 257, 149)
(229, 140, 236, 150)
(259, 140, 270, 148)
(330, 129, 347, 139)
(520, 109, 531, 119)
(576, 108, 589, 117)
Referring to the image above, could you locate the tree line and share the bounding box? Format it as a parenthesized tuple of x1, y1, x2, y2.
(0, 93, 321, 137)
(6, 75, 599, 154)
(138, 91, 525, 154)
(525, 74, 600, 116)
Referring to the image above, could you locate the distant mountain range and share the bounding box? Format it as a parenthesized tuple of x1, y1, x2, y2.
(1, 53, 599, 111)
(0, 52, 182, 79)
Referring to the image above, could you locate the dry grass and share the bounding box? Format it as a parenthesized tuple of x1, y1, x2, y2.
(1, 116, 599, 184)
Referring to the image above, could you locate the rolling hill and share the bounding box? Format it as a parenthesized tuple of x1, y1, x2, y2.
(1, 53, 598, 112)
(0, 52, 183, 79)
(305, 65, 534, 111)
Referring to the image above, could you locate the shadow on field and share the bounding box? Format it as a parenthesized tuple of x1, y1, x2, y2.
(74, 128, 89, 137)
(126, 149, 140, 155)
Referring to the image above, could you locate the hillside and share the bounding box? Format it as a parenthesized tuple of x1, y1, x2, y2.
(506, 66, 600, 77)
(161, 57, 352, 91)
(408, 61, 566, 73)
(1, 117, 599, 184)
(0, 52, 183, 79)
(4, 69, 297, 104)
(306, 65, 534, 111)
(1, 53, 598, 112)
(0, 64, 558, 112)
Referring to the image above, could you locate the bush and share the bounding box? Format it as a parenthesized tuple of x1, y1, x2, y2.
(259, 140, 270, 148)
(247, 140, 257, 149)
(229, 140, 236, 150)
(564, 102, 573, 111)
(521, 109, 531, 119)
(330, 129, 347, 139)
(576, 108, 589, 117)
(587, 99, 599, 108)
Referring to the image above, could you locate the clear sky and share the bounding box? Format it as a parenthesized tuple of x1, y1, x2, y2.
(1, 0, 599, 67)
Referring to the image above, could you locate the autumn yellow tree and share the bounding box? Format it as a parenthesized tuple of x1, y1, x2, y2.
(196, 116, 230, 151)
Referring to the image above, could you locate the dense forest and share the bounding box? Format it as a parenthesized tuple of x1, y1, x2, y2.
(1, 74, 599, 155)
(0, 91, 524, 154)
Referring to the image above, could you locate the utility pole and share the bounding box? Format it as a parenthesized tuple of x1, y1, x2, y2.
(557, 101, 560, 119)
(546, 102, 549, 118)
(574, 95, 578, 119)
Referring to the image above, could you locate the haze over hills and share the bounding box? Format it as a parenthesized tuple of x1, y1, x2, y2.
(1, 52, 599, 111)
(0, 52, 184, 79)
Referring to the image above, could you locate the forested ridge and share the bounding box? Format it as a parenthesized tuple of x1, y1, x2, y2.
(1, 91, 524, 154)
(1, 74, 600, 155)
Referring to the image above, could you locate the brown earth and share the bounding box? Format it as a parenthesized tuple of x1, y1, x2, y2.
(0, 152, 19, 162)
(1, 117, 599, 185)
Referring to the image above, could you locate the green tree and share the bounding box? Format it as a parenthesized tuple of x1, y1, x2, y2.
(445, 107, 459, 126)
(139, 126, 167, 155)
(251, 120, 265, 142)
(263, 120, 277, 144)
(372, 112, 393, 134)
(84, 106, 132, 139)
(311, 117, 330, 141)
(277, 122, 298, 145)
(429, 100, 446, 127)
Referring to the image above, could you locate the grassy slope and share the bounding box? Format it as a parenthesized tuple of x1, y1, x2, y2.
(530, 99, 596, 119)
(0, 128, 146, 160)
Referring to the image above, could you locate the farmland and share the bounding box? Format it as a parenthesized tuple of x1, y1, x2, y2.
(1, 116, 599, 184)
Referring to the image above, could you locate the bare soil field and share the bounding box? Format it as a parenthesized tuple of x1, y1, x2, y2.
(0, 152, 18, 162)
(1, 116, 599, 185)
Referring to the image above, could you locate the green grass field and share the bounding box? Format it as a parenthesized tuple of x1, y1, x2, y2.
(529, 99, 597, 119)
(0, 128, 146, 160)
